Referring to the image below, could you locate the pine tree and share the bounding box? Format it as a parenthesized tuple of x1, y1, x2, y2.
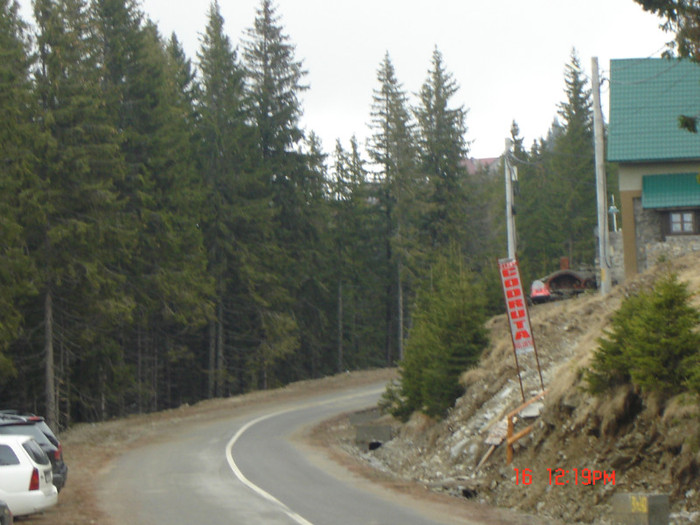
(31, 0, 128, 426)
(241, 0, 313, 271)
(368, 52, 424, 364)
(283, 132, 332, 381)
(91, 0, 212, 413)
(242, 0, 307, 161)
(197, 0, 250, 397)
(634, 0, 700, 60)
(242, 0, 339, 388)
(551, 50, 596, 267)
(414, 47, 471, 252)
(166, 33, 200, 131)
(330, 140, 357, 372)
(383, 251, 489, 420)
(0, 0, 38, 380)
(514, 121, 565, 280)
(151, 27, 214, 408)
(330, 138, 386, 372)
(198, 0, 301, 393)
(587, 273, 700, 397)
(516, 51, 596, 277)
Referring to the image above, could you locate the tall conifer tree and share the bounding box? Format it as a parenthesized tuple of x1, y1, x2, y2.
(330, 138, 385, 371)
(242, 0, 307, 161)
(516, 122, 564, 280)
(368, 52, 424, 364)
(243, 0, 334, 387)
(197, 0, 277, 395)
(551, 50, 596, 266)
(32, 0, 127, 426)
(414, 47, 471, 253)
(91, 0, 212, 413)
(0, 0, 38, 380)
(517, 52, 596, 277)
(286, 132, 332, 380)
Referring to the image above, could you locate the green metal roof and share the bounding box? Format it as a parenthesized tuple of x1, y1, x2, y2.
(642, 172, 700, 208)
(608, 58, 700, 163)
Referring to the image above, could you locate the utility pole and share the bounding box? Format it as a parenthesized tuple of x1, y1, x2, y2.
(504, 138, 517, 259)
(592, 57, 612, 295)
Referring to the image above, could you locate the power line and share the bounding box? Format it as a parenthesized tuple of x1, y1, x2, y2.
(600, 43, 672, 77)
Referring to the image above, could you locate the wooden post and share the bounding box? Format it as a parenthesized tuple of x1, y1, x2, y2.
(505, 390, 547, 464)
(506, 416, 514, 464)
(44, 290, 56, 429)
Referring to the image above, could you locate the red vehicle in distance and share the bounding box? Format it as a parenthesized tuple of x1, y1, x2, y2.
(529, 269, 597, 304)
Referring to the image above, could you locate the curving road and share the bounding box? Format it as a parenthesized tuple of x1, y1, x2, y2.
(97, 381, 533, 525)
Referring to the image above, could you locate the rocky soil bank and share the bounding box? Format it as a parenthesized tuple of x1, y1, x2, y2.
(337, 254, 700, 524)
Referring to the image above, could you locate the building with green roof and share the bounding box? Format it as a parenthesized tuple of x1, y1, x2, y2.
(608, 58, 700, 279)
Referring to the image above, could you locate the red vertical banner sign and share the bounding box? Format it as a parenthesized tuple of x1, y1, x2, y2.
(499, 258, 545, 401)
(498, 258, 535, 356)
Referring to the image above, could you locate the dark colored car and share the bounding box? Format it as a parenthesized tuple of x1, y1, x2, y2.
(0, 500, 12, 525)
(0, 414, 67, 492)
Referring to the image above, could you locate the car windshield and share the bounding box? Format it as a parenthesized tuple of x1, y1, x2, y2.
(35, 420, 60, 446)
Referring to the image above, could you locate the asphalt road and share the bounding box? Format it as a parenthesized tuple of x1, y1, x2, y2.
(98, 381, 482, 525)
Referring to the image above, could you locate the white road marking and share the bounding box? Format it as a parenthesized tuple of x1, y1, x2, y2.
(225, 387, 384, 525)
(226, 409, 314, 525)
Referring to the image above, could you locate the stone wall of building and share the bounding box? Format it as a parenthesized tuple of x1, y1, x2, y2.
(646, 235, 700, 267)
(633, 199, 663, 273)
(608, 230, 625, 285)
(630, 197, 700, 271)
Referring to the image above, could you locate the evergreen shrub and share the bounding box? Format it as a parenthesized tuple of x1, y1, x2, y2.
(381, 253, 489, 420)
(586, 273, 700, 397)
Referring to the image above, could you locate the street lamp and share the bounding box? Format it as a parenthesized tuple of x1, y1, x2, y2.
(608, 195, 619, 232)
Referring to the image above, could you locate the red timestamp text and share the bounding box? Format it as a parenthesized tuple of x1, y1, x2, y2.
(513, 468, 615, 486)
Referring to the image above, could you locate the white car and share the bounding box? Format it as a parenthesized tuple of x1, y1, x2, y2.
(0, 435, 57, 517)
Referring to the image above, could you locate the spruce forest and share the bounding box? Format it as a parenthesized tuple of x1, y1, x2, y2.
(0, 0, 608, 428)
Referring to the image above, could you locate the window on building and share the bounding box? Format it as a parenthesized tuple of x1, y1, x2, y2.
(669, 211, 697, 234)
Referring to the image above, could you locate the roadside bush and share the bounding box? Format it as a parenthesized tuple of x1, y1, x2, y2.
(585, 273, 700, 397)
(381, 253, 489, 420)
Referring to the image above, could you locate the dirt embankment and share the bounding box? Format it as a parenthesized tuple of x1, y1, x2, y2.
(340, 254, 700, 524)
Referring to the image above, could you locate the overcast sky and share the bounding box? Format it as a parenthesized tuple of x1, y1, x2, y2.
(17, 0, 670, 158)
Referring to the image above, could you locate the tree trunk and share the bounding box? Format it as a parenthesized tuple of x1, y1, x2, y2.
(137, 327, 143, 414)
(57, 335, 63, 429)
(208, 320, 215, 399)
(99, 365, 106, 421)
(165, 337, 172, 408)
(384, 182, 394, 366)
(216, 301, 224, 397)
(351, 294, 358, 364)
(397, 260, 404, 362)
(152, 335, 158, 412)
(385, 234, 393, 366)
(44, 290, 57, 429)
(337, 281, 343, 373)
(64, 346, 71, 429)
